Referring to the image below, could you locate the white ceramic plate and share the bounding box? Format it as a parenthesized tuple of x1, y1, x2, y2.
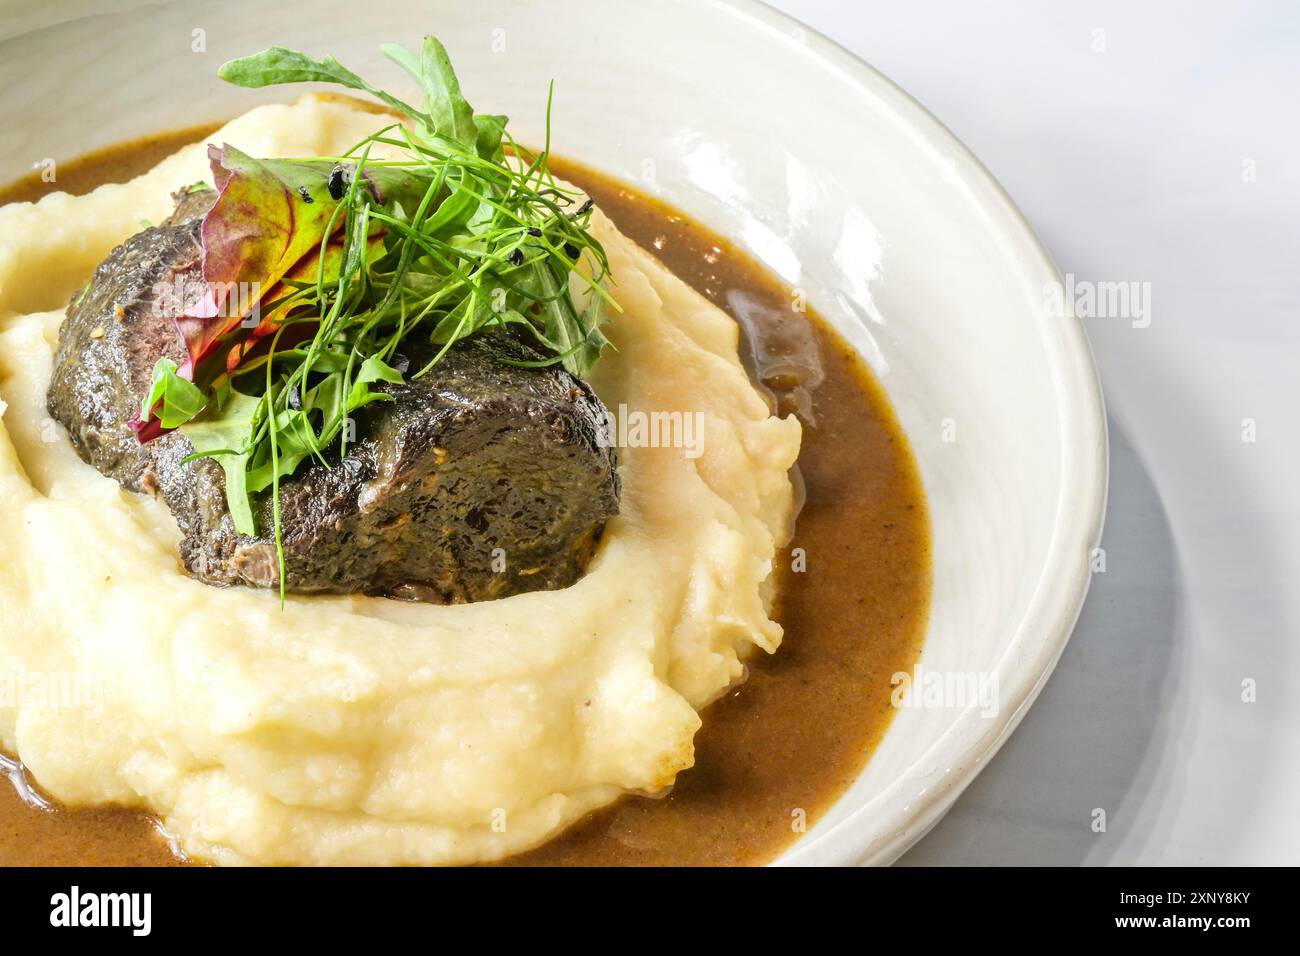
(0, 0, 1107, 865)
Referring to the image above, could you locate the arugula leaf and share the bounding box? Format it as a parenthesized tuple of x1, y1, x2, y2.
(357, 353, 405, 386)
(529, 260, 610, 378)
(347, 356, 402, 411)
(473, 114, 507, 163)
(141, 358, 207, 428)
(180, 390, 262, 535)
(381, 38, 479, 151)
(218, 46, 428, 126)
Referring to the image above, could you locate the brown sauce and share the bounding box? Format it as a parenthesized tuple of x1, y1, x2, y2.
(0, 127, 930, 867)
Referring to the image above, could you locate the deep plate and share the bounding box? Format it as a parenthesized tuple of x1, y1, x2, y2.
(0, 0, 1108, 865)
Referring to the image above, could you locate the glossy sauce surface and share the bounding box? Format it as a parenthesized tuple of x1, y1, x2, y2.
(0, 130, 930, 866)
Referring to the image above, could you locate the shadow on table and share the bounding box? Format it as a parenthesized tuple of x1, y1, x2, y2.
(898, 416, 1187, 865)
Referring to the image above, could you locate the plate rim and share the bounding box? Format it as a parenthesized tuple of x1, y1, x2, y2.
(713, 0, 1111, 866)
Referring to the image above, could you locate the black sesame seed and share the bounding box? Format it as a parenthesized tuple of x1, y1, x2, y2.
(577, 198, 594, 214)
(564, 243, 580, 259)
(508, 248, 524, 266)
(527, 227, 542, 237)
(327, 165, 348, 200)
(390, 352, 410, 374)
(297, 185, 314, 204)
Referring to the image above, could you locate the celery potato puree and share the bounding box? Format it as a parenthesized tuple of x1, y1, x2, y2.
(0, 97, 801, 865)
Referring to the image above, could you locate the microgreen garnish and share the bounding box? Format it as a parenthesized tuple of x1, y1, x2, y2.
(135, 36, 618, 601)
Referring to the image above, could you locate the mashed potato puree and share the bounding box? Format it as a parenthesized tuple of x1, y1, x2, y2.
(0, 97, 801, 866)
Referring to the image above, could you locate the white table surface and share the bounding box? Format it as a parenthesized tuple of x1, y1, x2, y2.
(765, 0, 1300, 866)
